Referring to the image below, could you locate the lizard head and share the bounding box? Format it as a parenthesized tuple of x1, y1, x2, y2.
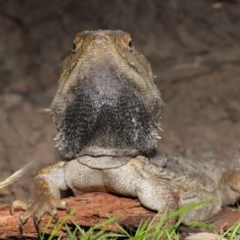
(51, 30, 163, 159)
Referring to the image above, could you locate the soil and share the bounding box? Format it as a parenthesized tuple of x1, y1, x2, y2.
(0, 0, 240, 237)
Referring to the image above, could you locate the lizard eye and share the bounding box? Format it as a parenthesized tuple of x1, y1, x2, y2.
(71, 42, 77, 53)
(128, 40, 134, 51)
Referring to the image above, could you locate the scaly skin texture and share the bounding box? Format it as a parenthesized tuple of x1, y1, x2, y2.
(11, 30, 240, 233)
(51, 30, 162, 159)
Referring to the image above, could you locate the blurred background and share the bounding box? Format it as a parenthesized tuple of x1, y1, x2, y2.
(0, 0, 240, 203)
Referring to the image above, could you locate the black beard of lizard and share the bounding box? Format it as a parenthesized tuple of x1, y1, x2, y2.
(51, 31, 162, 160)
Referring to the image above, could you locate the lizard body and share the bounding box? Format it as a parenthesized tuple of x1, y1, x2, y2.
(11, 30, 240, 233)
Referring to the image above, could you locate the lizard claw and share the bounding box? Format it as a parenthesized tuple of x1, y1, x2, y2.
(33, 216, 40, 235)
(19, 215, 25, 235)
(11, 198, 68, 235)
(51, 211, 59, 223)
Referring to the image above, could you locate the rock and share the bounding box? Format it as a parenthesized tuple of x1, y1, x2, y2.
(0, 193, 155, 239)
(209, 208, 240, 232)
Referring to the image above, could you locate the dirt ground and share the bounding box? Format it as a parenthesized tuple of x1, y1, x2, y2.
(0, 0, 240, 218)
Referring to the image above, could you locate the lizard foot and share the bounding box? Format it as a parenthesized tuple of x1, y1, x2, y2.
(10, 198, 68, 235)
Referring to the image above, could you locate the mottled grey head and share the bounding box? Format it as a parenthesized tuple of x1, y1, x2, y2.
(51, 30, 163, 160)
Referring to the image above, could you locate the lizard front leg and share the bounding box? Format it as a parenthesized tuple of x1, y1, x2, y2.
(135, 173, 178, 227)
(11, 161, 69, 234)
(103, 157, 179, 227)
